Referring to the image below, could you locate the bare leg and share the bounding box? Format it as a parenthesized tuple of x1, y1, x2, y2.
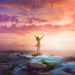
(37, 46, 40, 54)
(37, 46, 39, 54)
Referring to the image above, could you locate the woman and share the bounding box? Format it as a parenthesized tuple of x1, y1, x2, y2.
(34, 35, 44, 54)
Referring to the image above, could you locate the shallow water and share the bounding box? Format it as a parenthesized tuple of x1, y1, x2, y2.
(12, 55, 75, 75)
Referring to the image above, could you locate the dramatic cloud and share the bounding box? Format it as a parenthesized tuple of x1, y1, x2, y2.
(0, 0, 75, 27)
(0, 0, 74, 32)
(0, 15, 19, 22)
(0, 0, 75, 55)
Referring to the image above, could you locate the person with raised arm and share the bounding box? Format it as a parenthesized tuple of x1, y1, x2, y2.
(34, 35, 44, 54)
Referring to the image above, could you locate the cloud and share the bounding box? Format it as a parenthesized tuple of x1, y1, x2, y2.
(0, 23, 75, 35)
(0, 15, 19, 23)
(0, 0, 75, 28)
(27, 17, 48, 24)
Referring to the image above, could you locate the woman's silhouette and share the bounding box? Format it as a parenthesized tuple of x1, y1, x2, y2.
(34, 35, 44, 54)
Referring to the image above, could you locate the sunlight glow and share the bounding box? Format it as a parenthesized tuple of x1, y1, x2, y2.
(41, 31, 75, 51)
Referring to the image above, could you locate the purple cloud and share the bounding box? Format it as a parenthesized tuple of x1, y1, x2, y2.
(0, 15, 10, 22)
(27, 17, 48, 23)
(0, 0, 65, 8)
(0, 24, 63, 35)
(0, 15, 19, 22)
(11, 16, 19, 22)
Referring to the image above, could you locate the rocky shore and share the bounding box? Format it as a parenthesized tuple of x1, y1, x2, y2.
(0, 52, 75, 75)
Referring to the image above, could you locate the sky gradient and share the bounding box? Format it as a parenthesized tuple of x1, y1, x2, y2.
(0, 0, 75, 56)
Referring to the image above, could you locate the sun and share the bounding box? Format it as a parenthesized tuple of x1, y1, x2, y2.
(41, 31, 72, 51)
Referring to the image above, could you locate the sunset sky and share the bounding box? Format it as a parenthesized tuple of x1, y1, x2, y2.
(0, 0, 75, 56)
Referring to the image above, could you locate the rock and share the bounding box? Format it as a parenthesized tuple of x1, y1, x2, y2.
(64, 56, 75, 62)
(2, 69, 11, 75)
(63, 68, 75, 75)
(27, 61, 46, 70)
(37, 72, 52, 75)
(63, 68, 72, 73)
(50, 67, 72, 75)
(42, 61, 57, 71)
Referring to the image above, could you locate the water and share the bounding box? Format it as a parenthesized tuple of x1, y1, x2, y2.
(11, 55, 75, 75)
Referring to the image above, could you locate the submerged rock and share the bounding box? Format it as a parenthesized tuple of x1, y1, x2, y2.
(50, 67, 72, 75)
(63, 68, 75, 75)
(27, 61, 46, 70)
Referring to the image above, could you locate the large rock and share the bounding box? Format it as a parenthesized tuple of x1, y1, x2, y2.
(42, 61, 58, 71)
(27, 61, 46, 70)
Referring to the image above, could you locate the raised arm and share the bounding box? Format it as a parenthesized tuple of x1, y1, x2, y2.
(40, 35, 44, 40)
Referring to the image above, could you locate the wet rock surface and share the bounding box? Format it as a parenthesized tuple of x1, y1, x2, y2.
(0, 52, 75, 75)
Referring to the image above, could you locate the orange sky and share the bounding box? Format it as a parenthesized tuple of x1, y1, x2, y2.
(0, 0, 75, 56)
